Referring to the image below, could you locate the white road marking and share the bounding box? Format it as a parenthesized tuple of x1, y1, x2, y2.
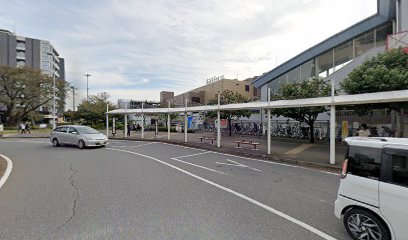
(0, 154, 13, 190)
(160, 142, 207, 152)
(109, 140, 141, 143)
(174, 151, 211, 159)
(130, 142, 157, 148)
(215, 159, 263, 172)
(170, 157, 228, 175)
(106, 147, 337, 240)
(160, 142, 339, 176)
(206, 148, 339, 176)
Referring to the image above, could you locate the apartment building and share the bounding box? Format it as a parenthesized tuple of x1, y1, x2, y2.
(0, 29, 66, 121)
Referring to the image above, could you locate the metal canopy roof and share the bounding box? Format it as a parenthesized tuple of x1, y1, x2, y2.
(107, 90, 408, 115)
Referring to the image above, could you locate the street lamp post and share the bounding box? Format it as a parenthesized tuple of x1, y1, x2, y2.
(70, 85, 77, 111)
(84, 73, 91, 100)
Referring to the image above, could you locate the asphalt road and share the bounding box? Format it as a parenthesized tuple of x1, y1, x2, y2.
(0, 139, 351, 239)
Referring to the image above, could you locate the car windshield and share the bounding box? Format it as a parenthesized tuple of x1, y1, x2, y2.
(76, 126, 100, 134)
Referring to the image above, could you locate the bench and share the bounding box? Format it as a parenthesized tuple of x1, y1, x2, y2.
(235, 140, 260, 150)
(198, 136, 216, 144)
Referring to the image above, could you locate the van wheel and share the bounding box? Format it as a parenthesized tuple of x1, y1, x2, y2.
(343, 208, 390, 240)
(78, 140, 85, 149)
(52, 138, 60, 147)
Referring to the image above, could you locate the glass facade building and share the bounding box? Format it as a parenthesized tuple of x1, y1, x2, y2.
(264, 22, 393, 95)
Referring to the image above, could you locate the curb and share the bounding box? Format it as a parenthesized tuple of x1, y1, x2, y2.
(110, 137, 341, 172)
(0, 154, 13, 190)
(0, 136, 49, 139)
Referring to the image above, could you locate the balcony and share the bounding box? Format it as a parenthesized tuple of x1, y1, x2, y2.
(16, 55, 26, 61)
(16, 45, 26, 51)
(16, 36, 26, 42)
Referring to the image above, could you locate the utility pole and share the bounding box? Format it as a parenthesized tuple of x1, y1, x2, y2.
(70, 85, 77, 111)
(84, 73, 91, 100)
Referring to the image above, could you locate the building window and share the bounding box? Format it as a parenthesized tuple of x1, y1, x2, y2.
(287, 67, 300, 83)
(245, 85, 250, 92)
(354, 30, 375, 57)
(376, 22, 393, 47)
(300, 59, 316, 81)
(334, 40, 353, 70)
(191, 97, 200, 103)
(317, 50, 333, 78)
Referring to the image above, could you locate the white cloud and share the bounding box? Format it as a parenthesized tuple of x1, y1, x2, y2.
(0, 0, 377, 102)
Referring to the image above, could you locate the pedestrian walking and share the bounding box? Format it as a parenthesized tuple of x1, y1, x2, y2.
(25, 121, 31, 134)
(20, 122, 26, 134)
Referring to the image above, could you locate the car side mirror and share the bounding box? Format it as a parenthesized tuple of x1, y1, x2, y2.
(71, 131, 78, 134)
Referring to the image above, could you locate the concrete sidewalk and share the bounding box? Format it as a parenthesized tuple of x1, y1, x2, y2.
(110, 130, 345, 171)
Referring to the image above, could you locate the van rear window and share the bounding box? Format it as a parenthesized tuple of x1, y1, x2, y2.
(347, 146, 381, 179)
(390, 154, 408, 187)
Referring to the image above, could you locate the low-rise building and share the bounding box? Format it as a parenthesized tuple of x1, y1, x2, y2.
(160, 77, 260, 107)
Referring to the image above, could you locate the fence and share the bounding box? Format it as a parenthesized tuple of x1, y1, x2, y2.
(197, 120, 395, 140)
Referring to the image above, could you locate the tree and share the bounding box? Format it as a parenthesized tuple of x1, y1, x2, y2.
(341, 48, 408, 137)
(206, 90, 251, 136)
(272, 78, 331, 143)
(0, 65, 68, 124)
(76, 92, 116, 126)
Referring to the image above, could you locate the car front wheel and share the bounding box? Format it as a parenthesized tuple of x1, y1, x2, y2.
(52, 138, 60, 147)
(343, 208, 390, 240)
(78, 140, 85, 149)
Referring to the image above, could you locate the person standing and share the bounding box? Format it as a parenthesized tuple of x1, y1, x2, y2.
(358, 123, 370, 137)
(127, 124, 131, 137)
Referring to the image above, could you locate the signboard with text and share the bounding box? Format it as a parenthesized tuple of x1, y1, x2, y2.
(342, 121, 349, 141)
(206, 75, 225, 85)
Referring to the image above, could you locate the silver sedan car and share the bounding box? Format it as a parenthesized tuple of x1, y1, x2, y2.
(50, 125, 109, 149)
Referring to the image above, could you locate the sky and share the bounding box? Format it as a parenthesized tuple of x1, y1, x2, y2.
(0, 0, 377, 108)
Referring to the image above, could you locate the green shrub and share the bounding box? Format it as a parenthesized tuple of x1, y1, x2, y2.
(115, 122, 124, 130)
(91, 123, 106, 130)
(158, 127, 177, 132)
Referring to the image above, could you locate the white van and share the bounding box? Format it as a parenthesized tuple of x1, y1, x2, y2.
(335, 137, 408, 240)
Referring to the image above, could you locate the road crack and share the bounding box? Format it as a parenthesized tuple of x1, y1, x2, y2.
(57, 162, 79, 230)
